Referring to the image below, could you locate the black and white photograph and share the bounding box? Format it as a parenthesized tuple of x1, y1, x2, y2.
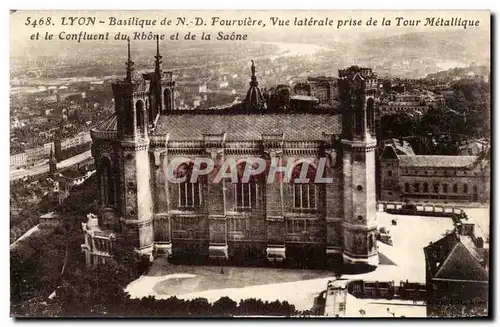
(8, 9, 491, 318)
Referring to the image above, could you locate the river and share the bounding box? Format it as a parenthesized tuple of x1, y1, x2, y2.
(168, 41, 333, 71)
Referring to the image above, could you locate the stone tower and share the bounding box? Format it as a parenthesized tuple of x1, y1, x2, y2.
(338, 66, 378, 266)
(111, 39, 154, 259)
(145, 35, 175, 119)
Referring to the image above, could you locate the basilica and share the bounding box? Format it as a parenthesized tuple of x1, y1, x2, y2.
(82, 39, 379, 269)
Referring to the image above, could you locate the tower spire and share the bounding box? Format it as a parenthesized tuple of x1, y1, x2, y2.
(125, 38, 135, 83)
(154, 34, 162, 78)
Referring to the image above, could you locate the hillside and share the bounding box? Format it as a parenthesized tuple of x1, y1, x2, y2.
(351, 30, 490, 78)
(425, 65, 489, 81)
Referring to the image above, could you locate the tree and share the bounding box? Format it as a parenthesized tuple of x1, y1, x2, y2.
(11, 176, 98, 317)
(212, 296, 237, 316)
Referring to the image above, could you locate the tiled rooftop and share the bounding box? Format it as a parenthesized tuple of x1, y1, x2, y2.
(94, 114, 117, 131)
(399, 155, 479, 168)
(153, 113, 342, 141)
(93, 112, 342, 141)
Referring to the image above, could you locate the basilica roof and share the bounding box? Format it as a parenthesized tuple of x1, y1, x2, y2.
(153, 113, 341, 141)
(94, 114, 118, 131)
(92, 112, 342, 141)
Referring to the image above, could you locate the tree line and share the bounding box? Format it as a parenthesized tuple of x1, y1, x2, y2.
(11, 176, 306, 317)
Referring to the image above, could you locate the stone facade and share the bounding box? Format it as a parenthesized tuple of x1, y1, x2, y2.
(380, 145, 490, 204)
(338, 67, 378, 266)
(86, 42, 379, 268)
(81, 213, 116, 268)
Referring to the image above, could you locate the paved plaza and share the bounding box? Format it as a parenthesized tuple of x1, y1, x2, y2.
(125, 208, 489, 316)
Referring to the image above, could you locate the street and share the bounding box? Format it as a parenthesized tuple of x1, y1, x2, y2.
(10, 150, 92, 181)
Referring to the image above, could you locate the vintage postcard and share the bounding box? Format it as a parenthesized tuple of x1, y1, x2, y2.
(9, 10, 490, 318)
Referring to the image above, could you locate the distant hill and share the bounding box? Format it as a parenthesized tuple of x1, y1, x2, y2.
(359, 30, 489, 63)
(425, 65, 489, 81)
(350, 30, 490, 78)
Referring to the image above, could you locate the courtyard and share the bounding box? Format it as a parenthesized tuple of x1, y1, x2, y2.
(125, 208, 489, 316)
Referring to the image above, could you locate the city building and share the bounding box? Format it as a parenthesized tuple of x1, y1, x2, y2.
(383, 138, 415, 156)
(307, 76, 338, 106)
(292, 76, 338, 107)
(207, 80, 229, 90)
(39, 211, 62, 228)
(379, 144, 490, 203)
(378, 91, 445, 118)
(424, 228, 488, 317)
(324, 279, 348, 317)
(59, 132, 92, 151)
(458, 139, 489, 156)
(176, 81, 207, 94)
(289, 94, 319, 111)
(10, 152, 27, 169)
(9, 133, 91, 170)
(81, 213, 116, 267)
(84, 39, 379, 269)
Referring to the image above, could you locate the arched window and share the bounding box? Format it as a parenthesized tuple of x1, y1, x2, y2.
(367, 97, 375, 133)
(291, 162, 317, 211)
(99, 156, 115, 206)
(413, 183, 420, 193)
(453, 184, 458, 193)
(463, 183, 468, 194)
(433, 183, 439, 194)
(175, 162, 200, 209)
(135, 100, 145, 130)
(443, 184, 448, 193)
(404, 183, 410, 193)
(146, 98, 153, 125)
(355, 96, 364, 135)
(423, 182, 429, 193)
(234, 161, 258, 211)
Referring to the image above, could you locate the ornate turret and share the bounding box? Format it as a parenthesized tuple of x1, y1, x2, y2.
(150, 35, 163, 120)
(145, 35, 175, 116)
(125, 38, 134, 83)
(95, 39, 154, 262)
(244, 60, 266, 112)
(339, 65, 378, 268)
(154, 35, 162, 81)
(338, 66, 377, 140)
(111, 39, 149, 139)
